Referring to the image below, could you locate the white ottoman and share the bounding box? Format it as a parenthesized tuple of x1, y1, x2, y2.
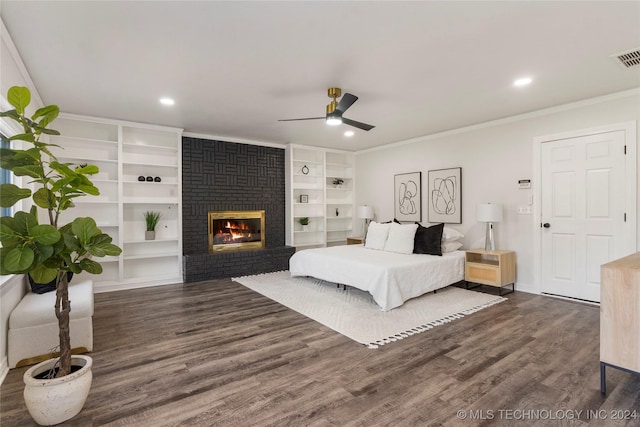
(8, 279, 94, 368)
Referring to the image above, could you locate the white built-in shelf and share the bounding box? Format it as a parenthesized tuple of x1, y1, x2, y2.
(286, 144, 354, 249)
(54, 113, 183, 291)
(50, 135, 118, 146)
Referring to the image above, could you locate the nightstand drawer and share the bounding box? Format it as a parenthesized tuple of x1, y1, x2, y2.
(466, 264, 500, 285)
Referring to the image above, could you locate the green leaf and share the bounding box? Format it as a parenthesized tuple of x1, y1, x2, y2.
(72, 217, 99, 245)
(7, 86, 30, 115)
(76, 164, 99, 175)
(79, 258, 102, 274)
(101, 243, 122, 257)
(30, 224, 61, 245)
(29, 264, 58, 284)
(36, 127, 61, 136)
(32, 242, 55, 264)
(13, 211, 38, 235)
(0, 184, 31, 207)
(67, 261, 82, 274)
(0, 109, 20, 120)
(3, 247, 34, 272)
(32, 105, 60, 129)
(78, 183, 100, 196)
(62, 230, 81, 252)
(9, 133, 35, 143)
(33, 188, 56, 209)
(0, 223, 22, 245)
(12, 165, 44, 179)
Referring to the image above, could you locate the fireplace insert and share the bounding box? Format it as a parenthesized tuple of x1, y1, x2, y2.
(208, 210, 265, 252)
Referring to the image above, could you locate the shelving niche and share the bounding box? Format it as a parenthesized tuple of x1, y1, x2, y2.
(49, 114, 183, 292)
(286, 145, 354, 248)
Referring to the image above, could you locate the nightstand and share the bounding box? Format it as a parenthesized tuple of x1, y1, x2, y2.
(346, 237, 364, 245)
(465, 249, 516, 295)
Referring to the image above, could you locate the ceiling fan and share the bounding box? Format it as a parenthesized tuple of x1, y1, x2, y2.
(279, 87, 375, 131)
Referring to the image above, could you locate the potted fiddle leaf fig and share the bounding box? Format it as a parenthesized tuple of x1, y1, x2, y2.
(0, 86, 122, 425)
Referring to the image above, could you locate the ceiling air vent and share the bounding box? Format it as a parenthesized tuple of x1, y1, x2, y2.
(612, 48, 640, 68)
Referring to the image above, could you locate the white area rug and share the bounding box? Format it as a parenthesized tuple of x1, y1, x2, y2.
(232, 271, 506, 348)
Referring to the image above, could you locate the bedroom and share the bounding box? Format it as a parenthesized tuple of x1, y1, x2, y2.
(1, 1, 640, 425)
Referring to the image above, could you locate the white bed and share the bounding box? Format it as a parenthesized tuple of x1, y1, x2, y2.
(289, 245, 466, 311)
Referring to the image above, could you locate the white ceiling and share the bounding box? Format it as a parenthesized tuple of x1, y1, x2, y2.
(1, 1, 639, 151)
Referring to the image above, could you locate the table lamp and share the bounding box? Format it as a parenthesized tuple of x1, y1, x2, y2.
(476, 203, 503, 251)
(357, 205, 375, 237)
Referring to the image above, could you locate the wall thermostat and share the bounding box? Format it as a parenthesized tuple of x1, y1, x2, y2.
(518, 179, 531, 189)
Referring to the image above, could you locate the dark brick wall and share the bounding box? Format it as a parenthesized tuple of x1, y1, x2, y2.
(182, 136, 294, 282)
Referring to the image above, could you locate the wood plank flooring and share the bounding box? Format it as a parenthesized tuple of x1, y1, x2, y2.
(2, 278, 640, 426)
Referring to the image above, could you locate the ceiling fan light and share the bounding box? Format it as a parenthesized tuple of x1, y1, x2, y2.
(326, 117, 342, 126)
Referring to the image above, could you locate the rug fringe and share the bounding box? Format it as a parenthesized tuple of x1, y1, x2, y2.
(364, 296, 506, 349)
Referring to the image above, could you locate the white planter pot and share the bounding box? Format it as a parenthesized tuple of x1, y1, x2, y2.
(23, 355, 93, 426)
(145, 230, 156, 240)
(301, 225, 309, 232)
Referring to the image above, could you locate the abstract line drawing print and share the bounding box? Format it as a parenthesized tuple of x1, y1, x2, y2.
(431, 175, 457, 216)
(428, 167, 462, 223)
(394, 172, 422, 222)
(398, 180, 418, 216)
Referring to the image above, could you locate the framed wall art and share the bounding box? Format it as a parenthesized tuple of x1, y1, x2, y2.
(428, 167, 462, 224)
(394, 172, 422, 222)
(299, 194, 308, 203)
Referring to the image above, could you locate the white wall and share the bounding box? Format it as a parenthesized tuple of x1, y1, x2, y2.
(355, 90, 640, 294)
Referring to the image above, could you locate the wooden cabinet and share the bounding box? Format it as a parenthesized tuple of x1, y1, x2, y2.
(50, 114, 183, 292)
(346, 237, 364, 245)
(285, 144, 354, 249)
(465, 250, 516, 295)
(600, 252, 640, 394)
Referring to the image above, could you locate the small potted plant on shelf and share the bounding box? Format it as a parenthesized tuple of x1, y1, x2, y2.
(144, 211, 162, 240)
(332, 178, 344, 188)
(0, 86, 122, 425)
(299, 217, 310, 231)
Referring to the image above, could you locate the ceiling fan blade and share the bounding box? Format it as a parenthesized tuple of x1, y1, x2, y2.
(342, 117, 375, 131)
(278, 117, 325, 122)
(335, 93, 358, 114)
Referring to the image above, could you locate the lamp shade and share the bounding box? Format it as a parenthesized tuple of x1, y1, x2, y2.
(476, 203, 503, 222)
(357, 205, 375, 220)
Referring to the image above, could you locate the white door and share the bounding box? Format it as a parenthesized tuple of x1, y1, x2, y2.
(540, 130, 627, 302)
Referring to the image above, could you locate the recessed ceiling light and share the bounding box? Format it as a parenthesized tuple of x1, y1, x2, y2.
(160, 97, 175, 106)
(513, 77, 532, 87)
(344, 130, 354, 137)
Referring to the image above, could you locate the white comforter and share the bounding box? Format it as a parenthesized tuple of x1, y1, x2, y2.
(289, 245, 465, 311)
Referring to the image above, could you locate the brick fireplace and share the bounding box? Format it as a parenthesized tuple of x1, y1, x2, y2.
(182, 137, 295, 282)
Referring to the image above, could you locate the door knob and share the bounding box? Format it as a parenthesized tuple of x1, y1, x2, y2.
(542, 223, 551, 228)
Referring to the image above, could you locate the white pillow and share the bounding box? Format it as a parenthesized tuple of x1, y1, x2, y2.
(442, 227, 464, 242)
(384, 223, 418, 254)
(442, 241, 463, 253)
(365, 221, 390, 250)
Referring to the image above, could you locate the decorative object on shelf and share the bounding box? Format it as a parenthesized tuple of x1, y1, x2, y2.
(145, 176, 153, 182)
(300, 194, 308, 203)
(154, 176, 161, 182)
(299, 217, 310, 232)
(336, 208, 339, 217)
(394, 172, 422, 222)
(137, 176, 145, 182)
(144, 211, 162, 240)
(0, 86, 122, 425)
(357, 205, 375, 238)
(476, 203, 503, 251)
(332, 178, 344, 188)
(301, 164, 309, 175)
(428, 167, 462, 224)
(78, 163, 88, 168)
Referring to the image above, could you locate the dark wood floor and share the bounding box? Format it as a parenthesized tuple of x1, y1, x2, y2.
(2, 278, 640, 426)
